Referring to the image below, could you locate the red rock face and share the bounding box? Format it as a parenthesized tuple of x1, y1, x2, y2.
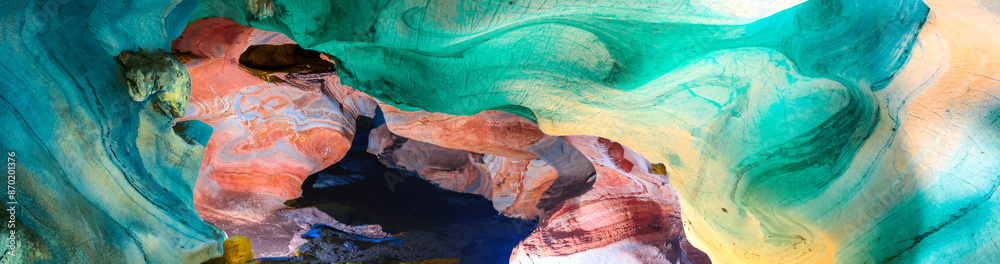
(598, 137, 634, 173)
(480, 155, 559, 219)
(368, 124, 560, 219)
(380, 104, 548, 160)
(376, 103, 566, 219)
(173, 18, 376, 221)
(512, 135, 691, 263)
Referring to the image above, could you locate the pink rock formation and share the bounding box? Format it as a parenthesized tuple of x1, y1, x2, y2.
(376, 103, 567, 219)
(368, 125, 559, 219)
(173, 17, 707, 262)
(371, 107, 709, 262)
(479, 155, 559, 219)
(172, 18, 376, 222)
(368, 125, 493, 194)
(380, 104, 548, 160)
(511, 135, 701, 263)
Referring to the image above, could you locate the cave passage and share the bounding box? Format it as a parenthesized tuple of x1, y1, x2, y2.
(250, 114, 537, 264)
(277, 151, 537, 263)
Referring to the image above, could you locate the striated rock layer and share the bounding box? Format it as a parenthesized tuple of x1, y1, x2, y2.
(171, 18, 377, 222)
(0, 0, 224, 262)
(512, 135, 705, 263)
(5, 0, 1000, 263)
(369, 124, 559, 220)
(370, 108, 709, 263)
(380, 104, 548, 160)
(196, 0, 1000, 262)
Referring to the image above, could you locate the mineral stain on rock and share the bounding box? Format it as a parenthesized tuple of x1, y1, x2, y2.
(118, 50, 192, 118)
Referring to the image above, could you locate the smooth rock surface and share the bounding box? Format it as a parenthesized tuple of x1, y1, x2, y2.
(172, 18, 377, 222)
(512, 135, 707, 263)
(369, 109, 709, 263)
(381, 104, 548, 160)
(0, 0, 223, 262)
(5, 0, 1000, 263)
(193, 0, 1000, 262)
(368, 124, 558, 220)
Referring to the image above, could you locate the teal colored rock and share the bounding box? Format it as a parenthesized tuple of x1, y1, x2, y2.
(1, 0, 998, 263)
(191, 0, 1000, 263)
(0, 0, 223, 262)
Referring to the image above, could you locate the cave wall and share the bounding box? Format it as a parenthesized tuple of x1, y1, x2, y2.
(191, 0, 1000, 263)
(368, 109, 710, 263)
(172, 18, 378, 223)
(0, 0, 224, 262)
(2, 0, 999, 263)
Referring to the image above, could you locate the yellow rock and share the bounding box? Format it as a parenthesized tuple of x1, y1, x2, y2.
(650, 163, 667, 176)
(223, 235, 254, 264)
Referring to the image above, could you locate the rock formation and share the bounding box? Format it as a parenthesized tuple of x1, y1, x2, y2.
(370, 108, 709, 263)
(171, 18, 377, 222)
(4, 0, 1000, 263)
(511, 135, 706, 263)
(379, 104, 548, 160)
(193, 0, 1000, 262)
(0, 0, 224, 262)
(370, 124, 560, 220)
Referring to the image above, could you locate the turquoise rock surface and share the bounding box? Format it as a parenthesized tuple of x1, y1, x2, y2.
(190, 0, 1000, 262)
(0, 0, 224, 262)
(1, 0, 999, 263)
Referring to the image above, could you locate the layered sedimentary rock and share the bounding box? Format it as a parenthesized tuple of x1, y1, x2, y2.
(368, 125, 495, 195)
(370, 109, 708, 262)
(171, 18, 377, 222)
(479, 155, 559, 219)
(376, 104, 565, 218)
(196, 0, 1000, 262)
(380, 104, 548, 160)
(825, 1, 1000, 262)
(0, 0, 224, 262)
(5, 0, 1000, 263)
(369, 124, 559, 219)
(511, 135, 709, 263)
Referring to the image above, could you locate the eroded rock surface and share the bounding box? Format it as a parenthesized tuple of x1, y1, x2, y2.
(172, 18, 377, 222)
(370, 109, 709, 263)
(193, 0, 1000, 262)
(0, 0, 223, 262)
(6, 0, 1000, 263)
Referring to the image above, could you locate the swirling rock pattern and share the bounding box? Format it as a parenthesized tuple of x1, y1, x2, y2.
(377, 103, 568, 219)
(371, 108, 708, 262)
(380, 104, 548, 160)
(512, 135, 708, 263)
(368, 124, 494, 195)
(172, 18, 377, 222)
(5, 0, 1000, 263)
(368, 124, 560, 219)
(0, 0, 223, 262)
(195, 0, 1000, 262)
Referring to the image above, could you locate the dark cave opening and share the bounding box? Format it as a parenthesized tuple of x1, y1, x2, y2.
(257, 110, 538, 264)
(272, 151, 537, 264)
